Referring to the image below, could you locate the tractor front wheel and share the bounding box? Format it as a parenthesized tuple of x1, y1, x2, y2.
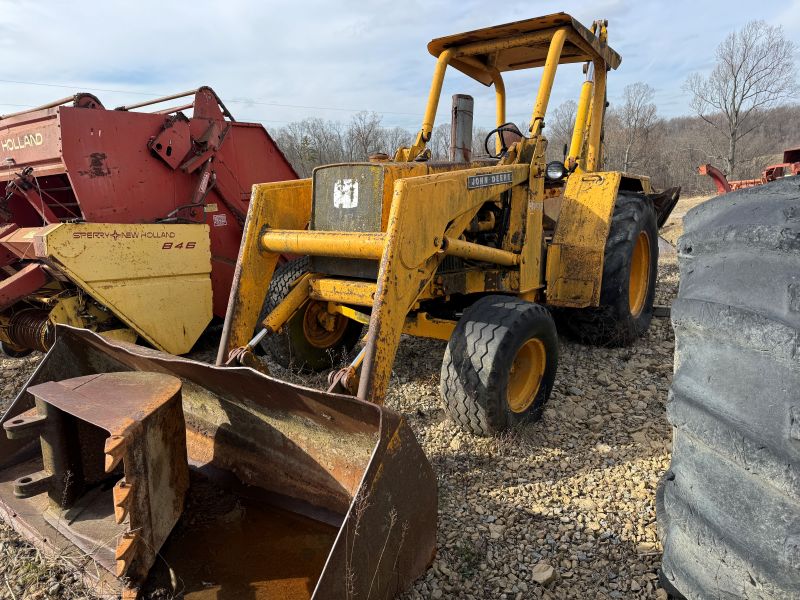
(259, 257, 362, 372)
(440, 296, 559, 436)
(560, 192, 658, 346)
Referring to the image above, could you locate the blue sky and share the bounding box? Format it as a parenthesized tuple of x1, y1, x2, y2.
(0, 0, 798, 131)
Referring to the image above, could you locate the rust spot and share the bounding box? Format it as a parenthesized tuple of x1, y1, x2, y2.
(79, 152, 112, 178)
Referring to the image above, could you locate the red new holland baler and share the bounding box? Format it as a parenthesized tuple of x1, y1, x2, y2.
(0, 87, 296, 355)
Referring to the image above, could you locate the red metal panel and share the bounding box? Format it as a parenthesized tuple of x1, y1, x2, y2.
(0, 263, 50, 312)
(0, 109, 65, 178)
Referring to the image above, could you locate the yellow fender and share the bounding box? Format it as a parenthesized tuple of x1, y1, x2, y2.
(545, 172, 650, 308)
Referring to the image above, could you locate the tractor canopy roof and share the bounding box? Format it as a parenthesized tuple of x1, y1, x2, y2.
(427, 12, 621, 86)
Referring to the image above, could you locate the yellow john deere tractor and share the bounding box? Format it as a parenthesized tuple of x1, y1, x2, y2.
(219, 12, 680, 436)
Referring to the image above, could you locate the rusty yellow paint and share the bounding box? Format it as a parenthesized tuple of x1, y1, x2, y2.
(520, 138, 547, 295)
(490, 67, 507, 128)
(465, 270, 490, 294)
(41, 223, 212, 355)
(586, 59, 607, 172)
(399, 13, 621, 161)
(402, 312, 456, 341)
(98, 329, 138, 344)
(331, 304, 371, 325)
(331, 303, 454, 342)
(262, 230, 385, 259)
(502, 184, 527, 253)
(46, 294, 121, 327)
(568, 78, 593, 171)
(530, 28, 567, 135)
(217, 178, 312, 363)
(310, 278, 376, 307)
(443, 237, 519, 266)
(48, 295, 85, 328)
(261, 272, 313, 333)
(427, 13, 621, 84)
(358, 164, 528, 403)
(328, 302, 454, 342)
(545, 172, 623, 307)
(375, 161, 481, 222)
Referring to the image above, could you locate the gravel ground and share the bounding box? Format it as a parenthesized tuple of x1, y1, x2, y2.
(0, 199, 704, 599)
(393, 255, 677, 600)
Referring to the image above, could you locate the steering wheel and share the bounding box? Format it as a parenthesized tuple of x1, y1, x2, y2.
(484, 122, 525, 158)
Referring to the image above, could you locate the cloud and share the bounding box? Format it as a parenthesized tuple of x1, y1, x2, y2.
(0, 0, 796, 132)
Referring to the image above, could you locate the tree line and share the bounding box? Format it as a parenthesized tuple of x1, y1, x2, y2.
(272, 20, 798, 196)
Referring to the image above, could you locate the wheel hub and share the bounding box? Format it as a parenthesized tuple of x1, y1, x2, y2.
(629, 230, 651, 318)
(507, 338, 546, 413)
(302, 301, 349, 349)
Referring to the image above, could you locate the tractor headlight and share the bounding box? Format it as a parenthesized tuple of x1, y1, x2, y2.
(545, 161, 567, 181)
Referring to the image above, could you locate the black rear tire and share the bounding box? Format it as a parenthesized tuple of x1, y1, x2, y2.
(658, 176, 800, 599)
(260, 257, 362, 372)
(440, 295, 558, 436)
(560, 192, 658, 346)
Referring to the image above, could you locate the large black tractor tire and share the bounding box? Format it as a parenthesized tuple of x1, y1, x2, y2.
(560, 192, 658, 346)
(259, 256, 362, 372)
(440, 295, 559, 436)
(657, 176, 800, 599)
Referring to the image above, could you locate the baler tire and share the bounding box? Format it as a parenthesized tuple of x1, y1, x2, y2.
(560, 192, 658, 346)
(657, 176, 800, 599)
(259, 257, 362, 372)
(440, 295, 558, 436)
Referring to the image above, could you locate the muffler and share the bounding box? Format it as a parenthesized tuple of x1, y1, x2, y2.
(0, 326, 437, 599)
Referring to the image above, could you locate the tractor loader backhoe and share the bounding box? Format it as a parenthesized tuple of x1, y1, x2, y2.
(221, 13, 681, 435)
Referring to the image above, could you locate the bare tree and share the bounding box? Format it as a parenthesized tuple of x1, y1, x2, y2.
(269, 101, 800, 194)
(616, 82, 658, 172)
(546, 100, 577, 162)
(684, 20, 798, 176)
(348, 111, 384, 160)
(471, 127, 491, 158)
(429, 123, 452, 160)
(379, 127, 413, 156)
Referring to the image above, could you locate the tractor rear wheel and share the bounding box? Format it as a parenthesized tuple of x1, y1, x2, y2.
(560, 192, 658, 346)
(658, 177, 800, 599)
(440, 295, 558, 436)
(260, 257, 362, 372)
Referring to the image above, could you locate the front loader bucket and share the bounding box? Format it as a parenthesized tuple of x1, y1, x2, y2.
(0, 326, 436, 599)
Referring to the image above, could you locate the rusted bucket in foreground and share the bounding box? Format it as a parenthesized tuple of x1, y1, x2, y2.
(0, 326, 437, 599)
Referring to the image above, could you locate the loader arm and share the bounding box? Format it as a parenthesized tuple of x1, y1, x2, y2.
(217, 179, 312, 364)
(359, 164, 530, 402)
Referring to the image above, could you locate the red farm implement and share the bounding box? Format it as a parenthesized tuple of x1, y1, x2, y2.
(698, 146, 800, 194)
(0, 87, 297, 355)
